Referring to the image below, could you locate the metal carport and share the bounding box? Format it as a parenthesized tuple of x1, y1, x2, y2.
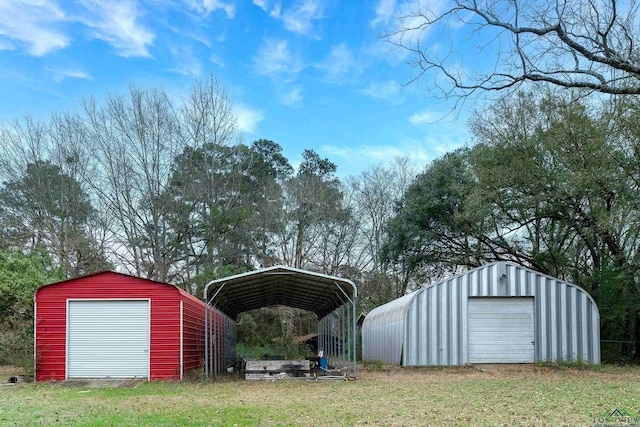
(204, 265, 358, 379)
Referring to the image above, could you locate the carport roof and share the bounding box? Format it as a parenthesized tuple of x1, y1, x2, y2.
(204, 265, 357, 320)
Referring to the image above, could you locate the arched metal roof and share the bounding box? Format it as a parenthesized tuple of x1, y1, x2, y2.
(204, 265, 357, 320)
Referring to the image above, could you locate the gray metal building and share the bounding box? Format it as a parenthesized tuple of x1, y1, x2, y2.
(362, 262, 600, 366)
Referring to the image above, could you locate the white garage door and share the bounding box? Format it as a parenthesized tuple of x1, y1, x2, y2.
(468, 297, 534, 363)
(67, 300, 150, 379)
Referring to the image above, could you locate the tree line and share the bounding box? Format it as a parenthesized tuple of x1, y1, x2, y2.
(0, 76, 417, 368)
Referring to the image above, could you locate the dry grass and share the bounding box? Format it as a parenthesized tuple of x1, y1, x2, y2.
(0, 366, 22, 382)
(1, 364, 639, 426)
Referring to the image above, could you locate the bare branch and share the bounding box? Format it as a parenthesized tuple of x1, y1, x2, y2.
(382, 0, 640, 104)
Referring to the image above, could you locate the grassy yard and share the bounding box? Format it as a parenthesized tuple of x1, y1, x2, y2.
(1, 364, 639, 426)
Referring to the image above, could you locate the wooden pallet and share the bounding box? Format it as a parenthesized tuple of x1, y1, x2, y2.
(245, 360, 311, 381)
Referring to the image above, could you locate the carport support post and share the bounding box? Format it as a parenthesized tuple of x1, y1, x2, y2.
(204, 282, 226, 380)
(335, 282, 357, 378)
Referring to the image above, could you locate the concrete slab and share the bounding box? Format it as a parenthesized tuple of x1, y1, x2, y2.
(58, 379, 145, 388)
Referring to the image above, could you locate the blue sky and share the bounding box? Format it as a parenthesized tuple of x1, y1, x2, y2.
(0, 0, 473, 178)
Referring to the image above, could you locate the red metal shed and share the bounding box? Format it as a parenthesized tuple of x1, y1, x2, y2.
(35, 272, 227, 381)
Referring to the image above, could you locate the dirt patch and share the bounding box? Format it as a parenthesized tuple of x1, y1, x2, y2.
(58, 379, 145, 388)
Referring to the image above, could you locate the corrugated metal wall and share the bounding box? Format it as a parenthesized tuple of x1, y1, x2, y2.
(362, 262, 600, 366)
(203, 307, 236, 373)
(318, 300, 358, 377)
(361, 293, 414, 364)
(36, 272, 224, 381)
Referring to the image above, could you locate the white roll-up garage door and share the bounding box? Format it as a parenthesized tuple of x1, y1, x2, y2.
(468, 297, 534, 363)
(67, 299, 150, 378)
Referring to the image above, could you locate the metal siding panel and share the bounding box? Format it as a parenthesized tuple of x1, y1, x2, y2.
(560, 284, 567, 359)
(35, 295, 67, 381)
(591, 301, 601, 363)
(436, 284, 443, 364)
(586, 301, 593, 362)
(469, 271, 477, 297)
(67, 300, 150, 379)
(405, 299, 416, 365)
(481, 269, 489, 296)
(180, 290, 231, 375)
(440, 280, 453, 365)
(415, 294, 423, 365)
(420, 288, 428, 365)
(449, 279, 458, 364)
(525, 269, 532, 295)
(550, 281, 558, 360)
(362, 292, 415, 364)
(511, 269, 519, 296)
(460, 278, 468, 365)
(428, 287, 437, 364)
(150, 296, 181, 380)
(544, 277, 551, 361)
(578, 293, 586, 360)
(180, 301, 184, 380)
(536, 277, 546, 361)
(414, 289, 425, 365)
(484, 268, 491, 296)
(571, 288, 578, 359)
(468, 298, 535, 363)
(405, 290, 421, 366)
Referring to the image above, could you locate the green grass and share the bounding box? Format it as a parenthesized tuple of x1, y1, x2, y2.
(1, 364, 639, 426)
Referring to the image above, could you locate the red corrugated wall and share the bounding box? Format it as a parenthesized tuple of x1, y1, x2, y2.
(35, 272, 206, 381)
(180, 290, 230, 375)
(179, 289, 208, 375)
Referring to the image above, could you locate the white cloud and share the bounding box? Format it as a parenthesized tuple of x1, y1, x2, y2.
(185, 0, 235, 18)
(209, 53, 225, 68)
(361, 80, 403, 102)
(269, 3, 281, 19)
(371, 0, 396, 28)
(252, 0, 268, 11)
(323, 143, 425, 163)
(321, 116, 471, 176)
(0, 0, 69, 56)
(281, 86, 302, 106)
(235, 104, 264, 134)
(370, 0, 448, 64)
(0, 38, 15, 51)
(253, 38, 304, 81)
(80, 0, 155, 58)
(409, 109, 435, 125)
(280, 0, 323, 35)
(321, 142, 430, 177)
(315, 44, 360, 83)
(47, 68, 93, 82)
(168, 47, 202, 78)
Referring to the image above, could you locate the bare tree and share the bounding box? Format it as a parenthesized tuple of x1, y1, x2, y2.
(384, 0, 640, 103)
(0, 114, 109, 277)
(83, 86, 184, 281)
(175, 76, 242, 275)
(348, 157, 418, 272)
(347, 157, 419, 306)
